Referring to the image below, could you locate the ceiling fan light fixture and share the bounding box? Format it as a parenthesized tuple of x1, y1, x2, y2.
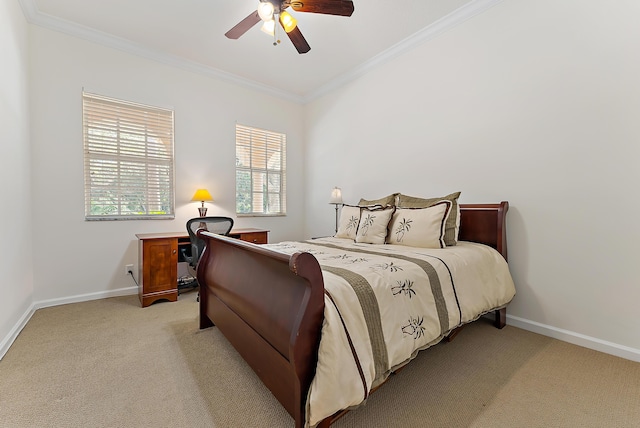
(279, 11, 297, 33)
(225, 0, 354, 54)
(261, 19, 276, 36)
(257, 1, 275, 21)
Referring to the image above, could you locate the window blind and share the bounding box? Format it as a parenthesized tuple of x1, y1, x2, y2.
(83, 92, 175, 220)
(235, 124, 287, 216)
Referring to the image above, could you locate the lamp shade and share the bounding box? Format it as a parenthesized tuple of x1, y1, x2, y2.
(257, 1, 274, 21)
(261, 19, 276, 36)
(279, 11, 298, 33)
(329, 187, 343, 204)
(191, 189, 213, 202)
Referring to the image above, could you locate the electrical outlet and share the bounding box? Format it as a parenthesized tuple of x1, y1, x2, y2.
(125, 264, 134, 275)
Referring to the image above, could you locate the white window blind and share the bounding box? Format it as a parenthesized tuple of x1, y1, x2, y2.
(235, 124, 287, 216)
(83, 92, 175, 220)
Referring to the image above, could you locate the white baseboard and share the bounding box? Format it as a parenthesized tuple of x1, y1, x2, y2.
(507, 314, 640, 363)
(0, 304, 36, 361)
(33, 286, 137, 310)
(0, 286, 137, 360)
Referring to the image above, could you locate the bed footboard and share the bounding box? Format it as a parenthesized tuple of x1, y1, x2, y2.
(196, 233, 324, 428)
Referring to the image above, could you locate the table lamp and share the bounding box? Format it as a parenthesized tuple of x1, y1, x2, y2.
(329, 187, 343, 233)
(191, 189, 213, 217)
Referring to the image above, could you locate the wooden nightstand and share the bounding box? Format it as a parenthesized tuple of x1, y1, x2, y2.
(135, 228, 269, 307)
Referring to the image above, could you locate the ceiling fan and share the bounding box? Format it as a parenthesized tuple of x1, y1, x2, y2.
(225, 0, 355, 54)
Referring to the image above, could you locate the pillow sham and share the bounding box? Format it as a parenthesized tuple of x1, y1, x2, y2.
(397, 191, 461, 246)
(387, 201, 452, 248)
(355, 206, 395, 244)
(358, 193, 398, 208)
(335, 205, 361, 240)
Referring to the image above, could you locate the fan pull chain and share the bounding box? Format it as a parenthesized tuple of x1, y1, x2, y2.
(273, 13, 281, 46)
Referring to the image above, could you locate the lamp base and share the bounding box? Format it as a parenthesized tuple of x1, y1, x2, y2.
(198, 207, 208, 217)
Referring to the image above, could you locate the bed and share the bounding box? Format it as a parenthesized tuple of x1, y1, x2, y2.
(196, 200, 515, 427)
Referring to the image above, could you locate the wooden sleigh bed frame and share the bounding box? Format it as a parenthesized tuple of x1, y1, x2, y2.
(197, 202, 509, 428)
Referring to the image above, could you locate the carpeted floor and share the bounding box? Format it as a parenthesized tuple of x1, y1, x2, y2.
(1, 293, 638, 428)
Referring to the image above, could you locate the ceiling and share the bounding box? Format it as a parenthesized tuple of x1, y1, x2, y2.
(20, 0, 499, 102)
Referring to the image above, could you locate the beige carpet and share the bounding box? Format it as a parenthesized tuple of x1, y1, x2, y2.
(1, 293, 639, 428)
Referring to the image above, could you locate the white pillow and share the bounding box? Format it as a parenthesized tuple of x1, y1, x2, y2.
(335, 205, 361, 240)
(355, 207, 395, 244)
(387, 201, 452, 248)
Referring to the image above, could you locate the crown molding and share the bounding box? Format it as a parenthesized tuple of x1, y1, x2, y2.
(17, 0, 304, 103)
(18, 0, 502, 105)
(303, 0, 504, 103)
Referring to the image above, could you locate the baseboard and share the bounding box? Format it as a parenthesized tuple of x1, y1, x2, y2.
(507, 314, 640, 363)
(0, 303, 36, 361)
(33, 286, 138, 310)
(0, 286, 138, 360)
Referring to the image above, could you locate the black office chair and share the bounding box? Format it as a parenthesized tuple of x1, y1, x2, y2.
(179, 216, 234, 296)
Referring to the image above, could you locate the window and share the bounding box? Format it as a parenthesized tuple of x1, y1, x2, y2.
(83, 92, 175, 220)
(235, 124, 286, 216)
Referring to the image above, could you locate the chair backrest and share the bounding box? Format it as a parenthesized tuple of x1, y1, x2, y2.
(185, 216, 234, 267)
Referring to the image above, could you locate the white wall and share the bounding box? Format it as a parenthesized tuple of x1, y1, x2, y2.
(0, 0, 33, 358)
(304, 0, 640, 358)
(28, 27, 306, 303)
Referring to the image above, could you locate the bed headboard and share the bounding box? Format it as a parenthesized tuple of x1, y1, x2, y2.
(458, 201, 509, 261)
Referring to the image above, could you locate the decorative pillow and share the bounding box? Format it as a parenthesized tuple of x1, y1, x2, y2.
(397, 191, 461, 246)
(335, 205, 361, 240)
(355, 207, 395, 244)
(387, 201, 452, 248)
(358, 193, 398, 208)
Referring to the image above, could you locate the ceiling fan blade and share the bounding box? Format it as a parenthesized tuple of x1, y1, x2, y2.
(225, 10, 261, 39)
(289, 0, 354, 17)
(281, 24, 311, 54)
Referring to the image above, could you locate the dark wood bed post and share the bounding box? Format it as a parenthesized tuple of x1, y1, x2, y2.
(459, 201, 509, 329)
(288, 252, 326, 428)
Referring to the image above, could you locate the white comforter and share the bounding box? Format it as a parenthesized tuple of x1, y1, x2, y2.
(266, 237, 516, 427)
